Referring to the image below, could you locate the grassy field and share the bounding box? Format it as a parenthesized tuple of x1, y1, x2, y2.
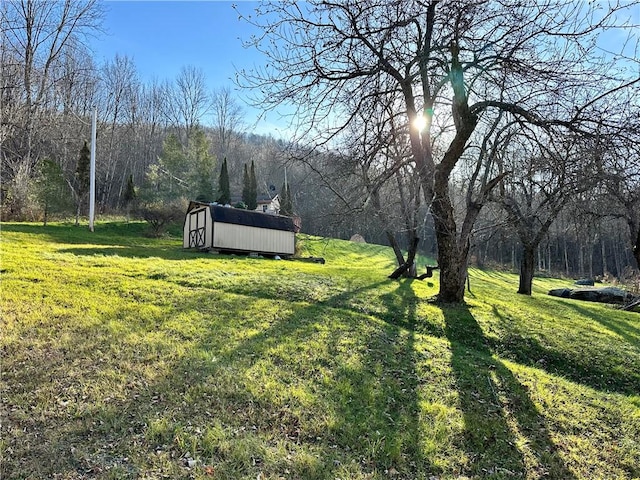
(1, 221, 639, 480)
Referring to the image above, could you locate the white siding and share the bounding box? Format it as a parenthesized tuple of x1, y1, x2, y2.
(213, 223, 295, 255)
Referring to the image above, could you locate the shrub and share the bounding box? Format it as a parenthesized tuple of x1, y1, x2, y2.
(136, 198, 187, 237)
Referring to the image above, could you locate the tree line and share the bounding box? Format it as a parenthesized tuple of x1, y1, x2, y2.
(1, 2, 291, 218)
(2, 0, 639, 302)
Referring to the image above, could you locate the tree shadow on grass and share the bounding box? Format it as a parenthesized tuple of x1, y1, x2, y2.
(489, 305, 640, 395)
(2, 222, 195, 260)
(1, 221, 146, 243)
(567, 301, 640, 345)
(57, 246, 195, 260)
(192, 279, 429, 476)
(4, 260, 586, 479)
(2, 277, 432, 478)
(442, 303, 576, 479)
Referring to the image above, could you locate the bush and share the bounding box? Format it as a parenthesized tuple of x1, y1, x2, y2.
(136, 198, 187, 237)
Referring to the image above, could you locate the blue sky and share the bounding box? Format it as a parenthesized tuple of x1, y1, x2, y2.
(90, 1, 285, 135)
(90, 1, 639, 136)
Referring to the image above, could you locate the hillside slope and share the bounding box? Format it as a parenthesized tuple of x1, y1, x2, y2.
(1, 222, 639, 479)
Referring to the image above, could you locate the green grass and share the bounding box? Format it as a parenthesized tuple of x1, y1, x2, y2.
(1, 221, 639, 479)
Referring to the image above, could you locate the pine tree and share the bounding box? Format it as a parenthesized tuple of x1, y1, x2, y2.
(242, 163, 251, 208)
(146, 129, 215, 202)
(76, 141, 91, 199)
(74, 141, 91, 225)
(248, 161, 258, 210)
(188, 129, 215, 202)
(218, 158, 231, 204)
(279, 181, 288, 215)
(285, 181, 294, 215)
(280, 180, 293, 216)
(124, 174, 136, 205)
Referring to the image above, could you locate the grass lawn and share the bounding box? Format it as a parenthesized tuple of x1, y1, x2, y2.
(1, 221, 639, 479)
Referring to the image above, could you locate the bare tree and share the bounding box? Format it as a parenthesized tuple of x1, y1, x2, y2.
(341, 93, 424, 275)
(238, 0, 639, 302)
(0, 0, 103, 218)
(162, 65, 210, 145)
(211, 85, 244, 160)
(135, 79, 170, 175)
(495, 131, 599, 294)
(599, 112, 640, 272)
(97, 54, 140, 207)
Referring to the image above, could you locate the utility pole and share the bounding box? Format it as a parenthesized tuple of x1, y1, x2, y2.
(89, 106, 97, 232)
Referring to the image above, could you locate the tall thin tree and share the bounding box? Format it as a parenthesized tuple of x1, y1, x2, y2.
(218, 158, 231, 204)
(74, 141, 91, 226)
(248, 160, 258, 210)
(242, 163, 251, 208)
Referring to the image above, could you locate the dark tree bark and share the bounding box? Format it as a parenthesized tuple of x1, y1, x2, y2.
(518, 244, 536, 295)
(388, 236, 420, 279)
(385, 230, 407, 268)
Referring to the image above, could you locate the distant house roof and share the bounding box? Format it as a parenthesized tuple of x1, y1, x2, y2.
(257, 195, 277, 204)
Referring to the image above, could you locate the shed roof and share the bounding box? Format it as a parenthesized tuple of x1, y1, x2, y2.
(187, 201, 294, 232)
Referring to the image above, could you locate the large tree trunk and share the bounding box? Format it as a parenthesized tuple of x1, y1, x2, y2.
(518, 244, 536, 295)
(634, 229, 640, 272)
(437, 247, 468, 302)
(431, 190, 469, 302)
(564, 236, 570, 276)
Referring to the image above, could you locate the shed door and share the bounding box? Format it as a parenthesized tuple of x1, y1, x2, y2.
(188, 209, 207, 248)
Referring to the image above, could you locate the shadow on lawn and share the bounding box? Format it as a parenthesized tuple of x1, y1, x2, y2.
(4, 279, 426, 478)
(4, 272, 574, 478)
(568, 302, 640, 345)
(489, 305, 640, 395)
(192, 279, 430, 476)
(2, 222, 203, 261)
(58, 246, 196, 261)
(442, 304, 576, 479)
(1, 221, 147, 242)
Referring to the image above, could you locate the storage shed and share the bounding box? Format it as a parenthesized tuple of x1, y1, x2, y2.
(183, 201, 296, 256)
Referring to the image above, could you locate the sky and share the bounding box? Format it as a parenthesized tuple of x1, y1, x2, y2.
(89, 1, 639, 137)
(89, 1, 287, 136)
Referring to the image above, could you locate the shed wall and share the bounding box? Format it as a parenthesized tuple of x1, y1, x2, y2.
(213, 222, 295, 255)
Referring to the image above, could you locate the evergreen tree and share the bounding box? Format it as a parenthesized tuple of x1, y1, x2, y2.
(279, 181, 288, 215)
(242, 163, 251, 208)
(76, 141, 91, 197)
(188, 129, 216, 202)
(218, 158, 231, 204)
(286, 182, 293, 214)
(124, 174, 136, 204)
(74, 141, 91, 225)
(156, 133, 187, 199)
(280, 180, 293, 216)
(144, 129, 215, 203)
(248, 160, 258, 210)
